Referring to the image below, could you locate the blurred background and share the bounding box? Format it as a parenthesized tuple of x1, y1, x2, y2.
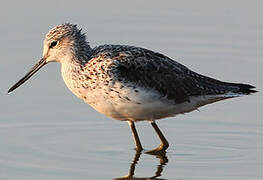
(0, 0, 262, 179)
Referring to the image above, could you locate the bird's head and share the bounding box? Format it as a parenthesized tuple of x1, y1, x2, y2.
(8, 23, 91, 93)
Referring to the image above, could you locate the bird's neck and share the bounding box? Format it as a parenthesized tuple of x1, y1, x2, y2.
(61, 56, 84, 80)
(72, 41, 93, 65)
(61, 59, 85, 97)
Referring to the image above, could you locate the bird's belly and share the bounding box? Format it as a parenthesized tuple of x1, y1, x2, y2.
(83, 89, 229, 121)
(85, 87, 178, 121)
(75, 83, 202, 121)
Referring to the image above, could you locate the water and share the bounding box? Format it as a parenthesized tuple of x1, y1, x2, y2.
(1, 1, 262, 179)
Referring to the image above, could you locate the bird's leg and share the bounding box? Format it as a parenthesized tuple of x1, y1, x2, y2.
(146, 121, 169, 155)
(128, 121, 143, 151)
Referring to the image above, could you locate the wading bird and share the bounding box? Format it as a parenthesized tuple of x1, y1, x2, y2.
(8, 24, 257, 154)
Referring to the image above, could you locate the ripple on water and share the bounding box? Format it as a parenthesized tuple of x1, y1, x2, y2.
(0, 118, 261, 179)
(0, 121, 120, 176)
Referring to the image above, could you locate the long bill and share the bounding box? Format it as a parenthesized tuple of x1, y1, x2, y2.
(8, 57, 47, 93)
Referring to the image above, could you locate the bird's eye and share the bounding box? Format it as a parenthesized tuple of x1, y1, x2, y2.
(49, 41, 58, 48)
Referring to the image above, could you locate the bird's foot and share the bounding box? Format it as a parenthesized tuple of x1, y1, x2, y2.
(145, 144, 169, 155)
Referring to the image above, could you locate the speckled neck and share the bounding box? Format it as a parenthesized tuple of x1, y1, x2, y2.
(72, 36, 93, 65)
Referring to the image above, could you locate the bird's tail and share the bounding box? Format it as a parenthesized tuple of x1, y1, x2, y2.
(191, 72, 258, 97)
(230, 83, 257, 95)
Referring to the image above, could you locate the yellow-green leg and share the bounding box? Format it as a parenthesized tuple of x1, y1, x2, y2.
(146, 121, 169, 155)
(128, 121, 143, 151)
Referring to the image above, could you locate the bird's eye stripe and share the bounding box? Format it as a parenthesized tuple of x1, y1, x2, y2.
(49, 41, 58, 48)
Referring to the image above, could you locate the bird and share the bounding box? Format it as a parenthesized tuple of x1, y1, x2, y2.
(8, 23, 257, 154)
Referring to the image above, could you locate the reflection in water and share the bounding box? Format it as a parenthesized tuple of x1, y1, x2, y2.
(114, 150, 168, 180)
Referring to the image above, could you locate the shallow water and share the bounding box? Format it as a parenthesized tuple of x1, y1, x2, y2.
(1, 1, 262, 179)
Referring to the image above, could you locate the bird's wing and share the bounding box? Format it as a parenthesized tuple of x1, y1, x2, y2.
(91, 45, 255, 104)
(91, 45, 204, 103)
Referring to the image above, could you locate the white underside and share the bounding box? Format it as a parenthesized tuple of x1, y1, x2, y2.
(68, 81, 241, 122)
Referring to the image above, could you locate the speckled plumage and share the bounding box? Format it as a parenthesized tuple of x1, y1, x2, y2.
(8, 23, 257, 152)
(42, 24, 255, 121)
